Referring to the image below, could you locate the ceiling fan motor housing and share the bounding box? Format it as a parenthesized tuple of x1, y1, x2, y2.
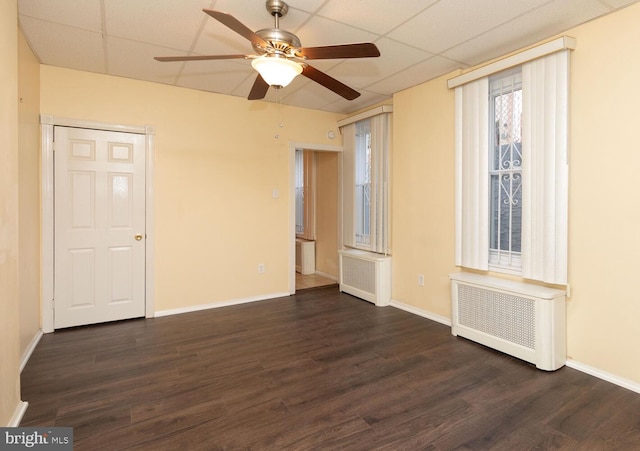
(253, 28, 301, 55)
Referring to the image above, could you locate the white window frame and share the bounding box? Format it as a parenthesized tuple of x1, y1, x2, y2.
(355, 119, 372, 246)
(295, 149, 315, 241)
(488, 68, 523, 274)
(295, 148, 304, 235)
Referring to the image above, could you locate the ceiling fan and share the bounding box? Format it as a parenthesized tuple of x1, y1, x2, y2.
(154, 0, 380, 101)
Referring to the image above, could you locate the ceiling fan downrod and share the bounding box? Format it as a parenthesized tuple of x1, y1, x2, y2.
(266, 0, 289, 28)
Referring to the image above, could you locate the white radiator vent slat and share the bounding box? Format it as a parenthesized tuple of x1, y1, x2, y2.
(339, 249, 391, 306)
(450, 272, 566, 371)
(342, 257, 376, 294)
(458, 285, 535, 349)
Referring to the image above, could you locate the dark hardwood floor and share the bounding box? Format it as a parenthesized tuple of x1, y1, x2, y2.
(21, 286, 640, 450)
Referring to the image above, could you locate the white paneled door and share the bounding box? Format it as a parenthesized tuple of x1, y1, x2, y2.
(54, 126, 146, 329)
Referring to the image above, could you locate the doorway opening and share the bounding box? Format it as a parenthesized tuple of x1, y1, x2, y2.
(288, 142, 342, 294)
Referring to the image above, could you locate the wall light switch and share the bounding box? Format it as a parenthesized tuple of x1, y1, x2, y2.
(272, 189, 279, 198)
(418, 274, 425, 287)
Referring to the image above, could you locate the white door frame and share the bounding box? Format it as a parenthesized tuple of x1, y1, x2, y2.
(40, 115, 155, 333)
(288, 140, 343, 295)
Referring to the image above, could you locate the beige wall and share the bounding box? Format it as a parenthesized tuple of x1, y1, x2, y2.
(565, 3, 640, 383)
(314, 151, 339, 277)
(40, 67, 344, 311)
(0, 0, 22, 425)
(18, 29, 41, 360)
(392, 72, 457, 320)
(391, 3, 640, 384)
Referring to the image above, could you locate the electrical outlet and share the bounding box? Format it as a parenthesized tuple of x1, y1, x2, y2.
(418, 274, 425, 287)
(258, 263, 265, 274)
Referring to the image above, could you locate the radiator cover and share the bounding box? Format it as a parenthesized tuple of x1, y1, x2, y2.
(295, 239, 315, 275)
(339, 249, 391, 306)
(450, 272, 566, 371)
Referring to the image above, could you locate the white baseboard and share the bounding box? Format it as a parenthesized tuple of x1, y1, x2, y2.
(390, 299, 452, 327)
(566, 359, 640, 394)
(154, 292, 290, 318)
(20, 330, 43, 373)
(8, 401, 28, 427)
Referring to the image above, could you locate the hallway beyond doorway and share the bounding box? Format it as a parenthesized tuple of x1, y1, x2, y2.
(296, 273, 336, 291)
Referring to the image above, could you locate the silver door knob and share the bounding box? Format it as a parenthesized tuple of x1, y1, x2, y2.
(135, 234, 143, 241)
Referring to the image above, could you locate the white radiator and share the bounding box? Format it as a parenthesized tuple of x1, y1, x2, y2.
(338, 249, 391, 306)
(295, 239, 315, 275)
(450, 272, 566, 371)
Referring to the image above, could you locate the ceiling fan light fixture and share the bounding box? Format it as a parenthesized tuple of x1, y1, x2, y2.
(251, 55, 302, 88)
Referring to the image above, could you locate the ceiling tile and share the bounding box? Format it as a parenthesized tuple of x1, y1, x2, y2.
(294, 15, 380, 48)
(320, 90, 391, 114)
(325, 37, 433, 91)
(107, 37, 187, 86)
(279, 86, 336, 111)
(316, 0, 437, 35)
(210, 0, 311, 33)
(285, 0, 327, 14)
(366, 56, 462, 95)
(104, 0, 211, 51)
(387, 0, 549, 54)
(18, 0, 102, 32)
(177, 60, 253, 94)
(443, 0, 609, 66)
(19, 16, 105, 73)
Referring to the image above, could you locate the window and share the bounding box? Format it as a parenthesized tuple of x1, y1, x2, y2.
(489, 69, 522, 271)
(355, 119, 371, 245)
(453, 42, 570, 285)
(295, 149, 315, 240)
(295, 148, 304, 235)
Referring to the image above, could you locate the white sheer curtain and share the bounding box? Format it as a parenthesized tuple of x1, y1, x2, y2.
(521, 51, 569, 284)
(455, 78, 489, 270)
(370, 113, 391, 254)
(342, 123, 356, 248)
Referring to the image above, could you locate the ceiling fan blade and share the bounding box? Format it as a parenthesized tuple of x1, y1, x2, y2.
(297, 43, 380, 60)
(302, 65, 360, 100)
(154, 54, 250, 62)
(248, 74, 269, 100)
(203, 9, 270, 49)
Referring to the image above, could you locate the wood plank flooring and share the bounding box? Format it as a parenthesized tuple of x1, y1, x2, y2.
(21, 286, 640, 450)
